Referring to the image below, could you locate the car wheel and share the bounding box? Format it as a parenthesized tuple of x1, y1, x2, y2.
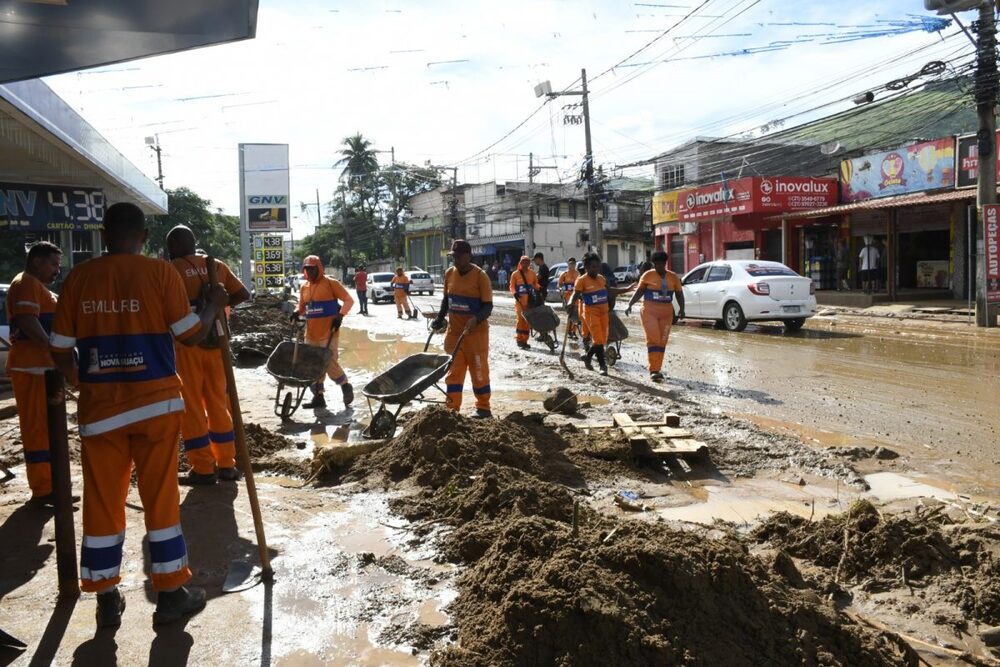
(723, 302, 747, 332)
(783, 318, 805, 332)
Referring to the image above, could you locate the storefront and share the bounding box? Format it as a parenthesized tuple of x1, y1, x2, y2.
(469, 235, 525, 274)
(652, 190, 684, 272)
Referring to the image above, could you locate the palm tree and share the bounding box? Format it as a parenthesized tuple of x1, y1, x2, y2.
(333, 133, 381, 254)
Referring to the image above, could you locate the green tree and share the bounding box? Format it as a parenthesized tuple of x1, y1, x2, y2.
(145, 187, 241, 265)
(381, 163, 442, 258)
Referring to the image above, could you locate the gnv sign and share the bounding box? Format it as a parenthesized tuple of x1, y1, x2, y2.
(247, 195, 288, 205)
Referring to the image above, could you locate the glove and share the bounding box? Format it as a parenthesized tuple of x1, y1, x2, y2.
(332, 315, 343, 331)
(431, 316, 447, 332)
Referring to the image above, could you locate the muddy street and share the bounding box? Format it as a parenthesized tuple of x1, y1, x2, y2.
(2, 294, 1000, 665)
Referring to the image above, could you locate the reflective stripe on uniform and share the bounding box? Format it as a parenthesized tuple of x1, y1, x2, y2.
(647, 346, 666, 353)
(209, 430, 235, 443)
(80, 530, 126, 581)
(582, 290, 608, 306)
(473, 384, 491, 395)
(9, 366, 54, 375)
(15, 300, 39, 308)
(171, 312, 200, 337)
(183, 434, 211, 451)
(79, 398, 185, 437)
(50, 332, 76, 348)
(148, 524, 188, 575)
(446, 383, 463, 393)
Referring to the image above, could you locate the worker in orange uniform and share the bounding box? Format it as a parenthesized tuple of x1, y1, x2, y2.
(430, 240, 493, 418)
(5, 241, 63, 505)
(567, 253, 634, 375)
(557, 257, 579, 340)
(624, 250, 685, 383)
(166, 226, 251, 484)
(293, 255, 354, 410)
(509, 256, 540, 350)
(50, 203, 228, 628)
(392, 267, 414, 319)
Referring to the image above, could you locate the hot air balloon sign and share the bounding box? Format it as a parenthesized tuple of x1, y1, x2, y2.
(840, 137, 956, 203)
(879, 152, 905, 190)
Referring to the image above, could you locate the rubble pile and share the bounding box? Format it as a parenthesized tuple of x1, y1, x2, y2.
(243, 422, 307, 477)
(228, 295, 293, 363)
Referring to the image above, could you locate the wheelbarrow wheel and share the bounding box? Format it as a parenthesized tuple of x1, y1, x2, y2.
(366, 407, 396, 439)
(606, 346, 619, 367)
(280, 391, 294, 422)
(544, 332, 557, 353)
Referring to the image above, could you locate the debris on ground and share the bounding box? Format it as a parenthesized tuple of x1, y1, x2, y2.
(243, 422, 307, 477)
(229, 294, 293, 363)
(341, 406, 921, 666)
(542, 387, 577, 414)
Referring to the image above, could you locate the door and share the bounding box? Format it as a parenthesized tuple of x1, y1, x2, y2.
(763, 229, 782, 262)
(699, 263, 733, 318)
(669, 236, 685, 274)
(606, 244, 619, 267)
(681, 265, 711, 317)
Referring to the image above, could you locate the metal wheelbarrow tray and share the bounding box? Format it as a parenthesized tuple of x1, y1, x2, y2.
(360, 352, 452, 438)
(266, 340, 332, 421)
(523, 304, 561, 352)
(606, 310, 629, 367)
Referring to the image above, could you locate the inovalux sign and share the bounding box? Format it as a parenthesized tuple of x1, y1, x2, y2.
(676, 177, 836, 222)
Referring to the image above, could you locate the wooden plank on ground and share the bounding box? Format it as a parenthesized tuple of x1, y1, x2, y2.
(650, 438, 708, 456)
(664, 412, 681, 427)
(612, 413, 644, 440)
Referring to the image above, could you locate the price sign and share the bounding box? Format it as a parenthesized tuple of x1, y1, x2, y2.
(265, 276, 284, 288)
(255, 263, 265, 275)
(0, 182, 106, 231)
(264, 261, 283, 274)
(262, 235, 283, 248)
(264, 248, 283, 261)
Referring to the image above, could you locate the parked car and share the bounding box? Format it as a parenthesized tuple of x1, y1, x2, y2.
(613, 264, 639, 283)
(675, 260, 816, 332)
(0, 283, 8, 374)
(545, 262, 568, 302)
(367, 272, 395, 303)
(405, 269, 435, 295)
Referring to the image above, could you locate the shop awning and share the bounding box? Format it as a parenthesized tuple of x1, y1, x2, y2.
(469, 233, 524, 250)
(768, 187, 988, 221)
(1, 0, 259, 84)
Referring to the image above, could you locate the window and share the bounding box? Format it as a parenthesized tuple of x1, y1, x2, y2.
(568, 201, 578, 219)
(474, 208, 486, 225)
(743, 263, 797, 277)
(546, 201, 560, 218)
(683, 266, 709, 284)
(660, 164, 685, 189)
(706, 264, 733, 282)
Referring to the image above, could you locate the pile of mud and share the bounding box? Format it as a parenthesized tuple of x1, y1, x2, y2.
(753, 500, 1000, 626)
(244, 422, 307, 477)
(344, 407, 919, 665)
(229, 295, 293, 362)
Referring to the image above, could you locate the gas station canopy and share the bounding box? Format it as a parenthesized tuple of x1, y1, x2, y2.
(0, 0, 259, 84)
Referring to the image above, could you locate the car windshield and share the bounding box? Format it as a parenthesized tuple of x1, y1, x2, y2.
(743, 264, 798, 277)
(614, 266, 627, 273)
(410, 273, 430, 279)
(371, 273, 393, 282)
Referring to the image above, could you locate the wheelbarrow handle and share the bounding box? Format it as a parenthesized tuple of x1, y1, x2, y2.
(422, 325, 468, 362)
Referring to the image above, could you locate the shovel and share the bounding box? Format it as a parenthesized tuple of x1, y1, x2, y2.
(206, 258, 273, 592)
(0, 628, 26, 649)
(559, 307, 575, 380)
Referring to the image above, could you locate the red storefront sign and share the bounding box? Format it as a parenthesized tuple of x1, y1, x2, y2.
(956, 132, 1000, 189)
(677, 177, 837, 222)
(985, 204, 1000, 304)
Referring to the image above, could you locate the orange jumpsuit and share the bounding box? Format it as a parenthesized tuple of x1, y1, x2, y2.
(442, 265, 492, 412)
(574, 274, 610, 345)
(391, 272, 413, 317)
(297, 267, 354, 391)
(509, 268, 539, 344)
(558, 268, 579, 337)
(51, 255, 202, 593)
(637, 269, 682, 374)
(5, 272, 57, 498)
(170, 255, 247, 475)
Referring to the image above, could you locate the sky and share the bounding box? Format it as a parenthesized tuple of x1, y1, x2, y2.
(44, 0, 977, 239)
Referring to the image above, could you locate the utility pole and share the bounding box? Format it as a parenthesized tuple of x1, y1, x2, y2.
(341, 189, 352, 271)
(145, 135, 164, 189)
(975, 1, 998, 327)
(536, 68, 600, 253)
(526, 152, 558, 257)
(315, 188, 322, 227)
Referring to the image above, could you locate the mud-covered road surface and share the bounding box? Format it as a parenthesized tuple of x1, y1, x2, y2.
(1, 292, 999, 665)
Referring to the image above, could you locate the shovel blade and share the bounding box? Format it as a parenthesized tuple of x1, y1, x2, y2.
(0, 628, 26, 649)
(222, 559, 261, 593)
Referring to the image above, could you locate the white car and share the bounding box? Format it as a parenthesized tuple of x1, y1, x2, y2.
(546, 262, 568, 302)
(677, 260, 816, 332)
(613, 264, 639, 283)
(367, 272, 395, 303)
(405, 269, 435, 296)
(0, 283, 8, 374)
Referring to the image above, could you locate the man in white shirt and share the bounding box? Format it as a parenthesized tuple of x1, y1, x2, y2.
(859, 239, 881, 294)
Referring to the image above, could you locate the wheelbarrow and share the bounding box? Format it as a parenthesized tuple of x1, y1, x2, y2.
(523, 304, 561, 352)
(266, 321, 334, 421)
(360, 330, 467, 439)
(605, 309, 629, 367)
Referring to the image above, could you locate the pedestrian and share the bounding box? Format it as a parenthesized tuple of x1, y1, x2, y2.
(558, 257, 579, 340)
(49, 202, 228, 628)
(497, 265, 508, 291)
(166, 225, 251, 485)
(292, 255, 355, 409)
(533, 252, 550, 301)
(567, 253, 634, 375)
(835, 239, 851, 291)
(354, 264, 369, 315)
(5, 241, 62, 505)
(431, 239, 493, 418)
(509, 255, 540, 350)
(859, 236, 880, 294)
(624, 250, 684, 383)
(391, 267, 414, 319)
(487, 262, 498, 288)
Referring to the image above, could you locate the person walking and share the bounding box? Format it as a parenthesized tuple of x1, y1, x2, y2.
(354, 264, 369, 315)
(391, 267, 414, 319)
(509, 256, 540, 350)
(558, 257, 579, 339)
(497, 265, 508, 291)
(624, 250, 684, 382)
(6, 241, 62, 505)
(835, 239, 851, 291)
(166, 225, 251, 485)
(50, 202, 228, 628)
(431, 240, 493, 418)
(293, 255, 355, 410)
(567, 253, 633, 375)
(533, 252, 550, 302)
(859, 237, 881, 294)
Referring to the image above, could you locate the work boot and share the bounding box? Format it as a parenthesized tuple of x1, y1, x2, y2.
(217, 467, 242, 482)
(153, 586, 207, 625)
(650, 371, 664, 383)
(473, 409, 493, 419)
(96, 588, 125, 629)
(341, 382, 354, 406)
(599, 364, 609, 377)
(583, 356, 594, 371)
(517, 341, 530, 350)
(408, 312, 417, 320)
(183, 471, 217, 486)
(397, 313, 404, 319)
(303, 394, 326, 409)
